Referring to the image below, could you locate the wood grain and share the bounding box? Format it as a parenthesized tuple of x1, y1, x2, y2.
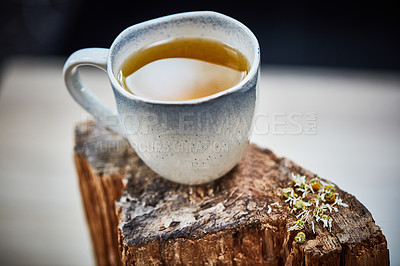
(74, 120, 389, 265)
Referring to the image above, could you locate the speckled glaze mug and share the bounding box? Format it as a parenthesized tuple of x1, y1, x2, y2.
(63, 11, 260, 185)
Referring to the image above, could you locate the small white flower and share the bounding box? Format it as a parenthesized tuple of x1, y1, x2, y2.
(321, 203, 333, 213)
(291, 173, 306, 188)
(285, 195, 300, 207)
(320, 214, 333, 232)
(332, 197, 348, 207)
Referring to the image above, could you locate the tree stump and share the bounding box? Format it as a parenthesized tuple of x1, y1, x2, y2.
(74, 120, 389, 266)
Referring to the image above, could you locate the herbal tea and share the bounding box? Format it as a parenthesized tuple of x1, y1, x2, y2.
(117, 37, 249, 101)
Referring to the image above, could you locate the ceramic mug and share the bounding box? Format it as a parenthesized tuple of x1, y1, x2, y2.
(63, 11, 260, 185)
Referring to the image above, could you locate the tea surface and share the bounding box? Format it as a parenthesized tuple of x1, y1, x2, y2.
(118, 37, 249, 101)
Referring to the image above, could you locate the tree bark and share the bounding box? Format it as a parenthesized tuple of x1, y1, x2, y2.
(74, 120, 389, 265)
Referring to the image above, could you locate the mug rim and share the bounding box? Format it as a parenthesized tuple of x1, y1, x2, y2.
(107, 11, 260, 105)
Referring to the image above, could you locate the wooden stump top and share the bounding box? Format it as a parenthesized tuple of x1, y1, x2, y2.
(74, 121, 389, 265)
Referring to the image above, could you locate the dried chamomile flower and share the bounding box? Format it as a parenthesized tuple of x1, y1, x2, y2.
(309, 177, 321, 191)
(291, 173, 306, 189)
(324, 190, 336, 203)
(320, 214, 333, 232)
(295, 219, 305, 230)
(324, 185, 335, 193)
(280, 172, 350, 236)
(283, 187, 297, 199)
(288, 219, 305, 231)
(319, 185, 336, 203)
(293, 199, 306, 211)
(332, 197, 348, 208)
(321, 203, 333, 213)
(313, 206, 323, 217)
(294, 231, 306, 244)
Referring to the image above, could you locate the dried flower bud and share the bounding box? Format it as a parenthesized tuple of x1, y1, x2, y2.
(294, 199, 306, 211)
(294, 231, 306, 244)
(324, 190, 336, 203)
(296, 219, 305, 230)
(313, 207, 323, 217)
(283, 187, 297, 199)
(310, 177, 321, 191)
(324, 185, 335, 193)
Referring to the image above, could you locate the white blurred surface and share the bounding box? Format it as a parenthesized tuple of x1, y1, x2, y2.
(0, 58, 399, 265)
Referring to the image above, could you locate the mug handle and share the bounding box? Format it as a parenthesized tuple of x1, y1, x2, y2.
(63, 48, 123, 134)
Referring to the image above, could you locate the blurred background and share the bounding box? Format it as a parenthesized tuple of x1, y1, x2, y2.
(0, 0, 399, 69)
(0, 0, 399, 265)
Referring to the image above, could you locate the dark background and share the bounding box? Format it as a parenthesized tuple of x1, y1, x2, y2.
(1, 0, 399, 70)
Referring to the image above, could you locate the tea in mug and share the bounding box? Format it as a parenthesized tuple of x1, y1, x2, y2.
(117, 37, 249, 101)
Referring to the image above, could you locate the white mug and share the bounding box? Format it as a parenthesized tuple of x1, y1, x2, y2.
(63, 11, 260, 185)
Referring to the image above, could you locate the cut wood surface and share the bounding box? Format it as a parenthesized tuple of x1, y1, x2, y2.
(74, 120, 389, 266)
